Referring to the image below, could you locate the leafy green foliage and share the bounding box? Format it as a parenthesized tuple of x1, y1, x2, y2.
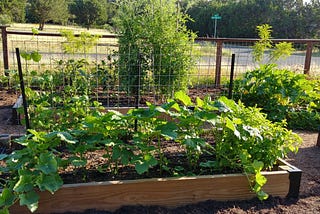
(0, 0, 26, 23)
(26, 0, 69, 30)
(13, 54, 118, 132)
(233, 64, 320, 130)
(212, 96, 301, 199)
(69, 0, 107, 30)
(0, 14, 11, 25)
(60, 30, 101, 54)
(186, 0, 318, 39)
(1, 91, 301, 212)
(114, 0, 196, 97)
(20, 51, 42, 62)
(253, 24, 294, 63)
(0, 70, 19, 90)
(26, 90, 100, 131)
(0, 131, 68, 213)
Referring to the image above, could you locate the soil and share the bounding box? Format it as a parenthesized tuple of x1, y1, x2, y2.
(0, 90, 319, 214)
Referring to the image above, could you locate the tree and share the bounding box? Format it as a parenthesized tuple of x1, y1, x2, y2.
(69, 0, 107, 30)
(186, 0, 218, 37)
(114, 0, 196, 97)
(301, 0, 320, 38)
(27, 0, 69, 30)
(0, 0, 27, 23)
(105, 0, 117, 26)
(186, 0, 319, 39)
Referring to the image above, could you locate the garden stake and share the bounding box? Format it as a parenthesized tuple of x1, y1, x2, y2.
(134, 52, 142, 132)
(228, 54, 235, 99)
(317, 126, 320, 147)
(16, 48, 31, 130)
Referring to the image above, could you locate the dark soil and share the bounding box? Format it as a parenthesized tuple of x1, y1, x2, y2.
(0, 90, 319, 214)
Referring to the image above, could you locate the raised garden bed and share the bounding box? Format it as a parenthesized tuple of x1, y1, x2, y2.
(8, 158, 301, 214)
(0, 92, 303, 213)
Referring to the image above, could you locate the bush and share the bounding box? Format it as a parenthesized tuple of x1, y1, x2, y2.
(233, 64, 320, 130)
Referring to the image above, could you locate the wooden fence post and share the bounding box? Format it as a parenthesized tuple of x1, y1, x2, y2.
(215, 40, 223, 88)
(1, 25, 9, 75)
(304, 42, 313, 75)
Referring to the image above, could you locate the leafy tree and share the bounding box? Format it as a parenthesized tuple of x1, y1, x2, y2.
(114, 0, 196, 97)
(0, 0, 27, 23)
(301, 0, 320, 38)
(186, 0, 217, 37)
(69, 0, 107, 30)
(105, 0, 117, 25)
(26, 0, 69, 30)
(186, 0, 319, 39)
(0, 14, 11, 25)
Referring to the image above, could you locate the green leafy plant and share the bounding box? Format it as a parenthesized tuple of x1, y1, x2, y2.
(55, 58, 93, 95)
(26, 91, 101, 131)
(211, 96, 301, 199)
(233, 24, 319, 131)
(169, 91, 215, 168)
(1, 92, 302, 213)
(0, 14, 11, 25)
(0, 70, 19, 90)
(60, 30, 101, 55)
(20, 51, 42, 63)
(114, 0, 196, 97)
(93, 58, 118, 91)
(233, 64, 320, 130)
(0, 131, 76, 213)
(253, 24, 294, 63)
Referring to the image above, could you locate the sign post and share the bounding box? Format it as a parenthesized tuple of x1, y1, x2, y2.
(211, 14, 221, 38)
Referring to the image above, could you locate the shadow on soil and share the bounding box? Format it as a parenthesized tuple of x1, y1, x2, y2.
(58, 196, 302, 214)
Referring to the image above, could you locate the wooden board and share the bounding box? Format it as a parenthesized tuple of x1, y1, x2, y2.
(10, 171, 290, 214)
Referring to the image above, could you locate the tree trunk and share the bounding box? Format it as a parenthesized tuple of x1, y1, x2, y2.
(38, 21, 45, 31)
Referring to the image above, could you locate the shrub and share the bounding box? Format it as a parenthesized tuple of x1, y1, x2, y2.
(233, 64, 320, 130)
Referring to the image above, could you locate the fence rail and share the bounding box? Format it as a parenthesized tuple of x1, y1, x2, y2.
(1, 26, 320, 76)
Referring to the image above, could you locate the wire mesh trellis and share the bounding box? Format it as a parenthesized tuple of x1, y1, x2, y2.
(1, 32, 320, 109)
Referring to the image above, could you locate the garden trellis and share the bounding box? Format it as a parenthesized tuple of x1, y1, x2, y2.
(1, 26, 320, 109)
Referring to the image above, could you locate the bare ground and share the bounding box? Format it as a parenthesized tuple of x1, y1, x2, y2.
(0, 90, 319, 214)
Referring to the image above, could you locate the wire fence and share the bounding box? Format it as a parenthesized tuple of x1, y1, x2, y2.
(1, 28, 320, 109)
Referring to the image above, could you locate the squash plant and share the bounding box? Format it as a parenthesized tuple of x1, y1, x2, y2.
(233, 64, 320, 130)
(233, 23, 320, 130)
(0, 92, 301, 213)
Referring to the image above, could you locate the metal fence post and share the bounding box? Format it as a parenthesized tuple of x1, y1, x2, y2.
(304, 42, 313, 75)
(317, 126, 320, 147)
(1, 25, 9, 75)
(215, 40, 223, 88)
(228, 54, 235, 99)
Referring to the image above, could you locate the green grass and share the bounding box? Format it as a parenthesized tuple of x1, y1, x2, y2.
(192, 42, 233, 57)
(6, 23, 118, 54)
(8, 23, 113, 35)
